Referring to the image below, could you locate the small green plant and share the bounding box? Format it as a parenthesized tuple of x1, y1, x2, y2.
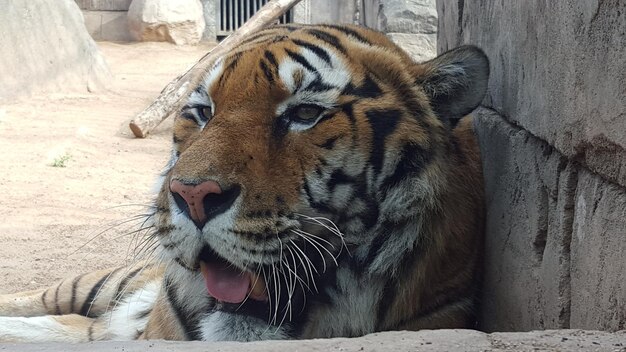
(51, 153, 71, 168)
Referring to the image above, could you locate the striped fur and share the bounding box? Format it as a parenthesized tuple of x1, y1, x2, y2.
(0, 24, 488, 342)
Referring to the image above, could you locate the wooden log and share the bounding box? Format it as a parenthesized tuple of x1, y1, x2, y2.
(129, 0, 303, 138)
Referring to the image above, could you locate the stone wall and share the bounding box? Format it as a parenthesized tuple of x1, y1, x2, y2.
(76, 0, 133, 41)
(437, 0, 625, 332)
(378, 0, 437, 61)
(295, 0, 437, 62)
(0, 0, 111, 101)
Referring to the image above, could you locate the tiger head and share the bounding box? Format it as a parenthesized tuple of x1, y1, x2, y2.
(153, 24, 488, 339)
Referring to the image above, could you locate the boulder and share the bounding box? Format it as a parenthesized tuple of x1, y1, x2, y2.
(0, 0, 111, 101)
(127, 0, 205, 45)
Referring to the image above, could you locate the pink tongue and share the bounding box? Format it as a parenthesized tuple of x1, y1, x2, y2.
(200, 261, 250, 304)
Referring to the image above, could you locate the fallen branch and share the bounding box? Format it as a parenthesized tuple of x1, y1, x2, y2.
(129, 0, 303, 138)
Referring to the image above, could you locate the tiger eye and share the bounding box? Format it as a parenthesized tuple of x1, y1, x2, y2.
(200, 107, 212, 121)
(295, 105, 323, 121)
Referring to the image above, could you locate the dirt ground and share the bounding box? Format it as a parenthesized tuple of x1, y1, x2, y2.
(0, 42, 213, 294)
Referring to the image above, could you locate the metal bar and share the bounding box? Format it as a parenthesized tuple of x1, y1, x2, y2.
(230, 0, 237, 32)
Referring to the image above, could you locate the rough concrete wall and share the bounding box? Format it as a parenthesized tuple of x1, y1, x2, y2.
(293, 0, 357, 25)
(379, 0, 437, 61)
(437, 0, 626, 332)
(75, 0, 133, 41)
(200, 0, 217, 41)
(0, 0, 111, 101)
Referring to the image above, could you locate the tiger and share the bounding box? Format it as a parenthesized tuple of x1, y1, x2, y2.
(0, 23, 489, 342)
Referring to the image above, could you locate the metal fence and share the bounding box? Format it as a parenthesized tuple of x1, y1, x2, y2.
(216, 0, 294, 36)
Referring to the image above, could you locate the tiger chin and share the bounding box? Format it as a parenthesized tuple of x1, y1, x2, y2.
(0, 24, 488, 343)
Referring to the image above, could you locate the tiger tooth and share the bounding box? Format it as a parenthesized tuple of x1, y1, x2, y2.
(248, 272, 268, 301)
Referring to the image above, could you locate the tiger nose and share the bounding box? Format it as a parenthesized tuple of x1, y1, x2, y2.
(169, 179, 240, 229)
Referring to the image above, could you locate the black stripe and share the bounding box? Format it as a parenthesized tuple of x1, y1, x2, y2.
(218, 52, 243, 88)
(164, 276, 201, 340)
(135, 308, 153, 320)
(381, 142, 431, 193)
(305, 29, 346, 54)
(70, 274, 85, 312)
(54, 281, 63, 315)
(327, 169, 355, 192)
(240, 28, 280, 46)
(302, 176, 333, 214)
(365, 109, 402, 173)
(343, 75, 383, 98)
(292, 39, 331, 64)
(322, 24, 371, 45)
(285, 48, 316, 72)
(113, 267, 144, 302)
(304, 77, 335, 92)
(264, 50, 279, 69)
(316, 135, 342, 150)
(79, 268, 121, 317)
(260, 60, 274, 82)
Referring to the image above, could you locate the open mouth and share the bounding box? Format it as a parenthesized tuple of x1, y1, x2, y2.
(197, 246, 276, 321)
(199, 256, 267, 304)
(195, 237, 331, 324)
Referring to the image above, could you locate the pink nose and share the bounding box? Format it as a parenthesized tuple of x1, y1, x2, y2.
(170, 180, 223, 227)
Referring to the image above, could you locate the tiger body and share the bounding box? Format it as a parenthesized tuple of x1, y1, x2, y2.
(0, 24, 488, 342)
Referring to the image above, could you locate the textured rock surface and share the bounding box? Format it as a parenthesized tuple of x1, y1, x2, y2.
(200, 0, 217, 41)
(475, 108, 626, 333)
(388, 32, 437, 62)
(127, 0, 205, 45)
(438, 1, 626, 187)
(571, 170, 626, 331)
(381, 0, 437, 61)
(379, 0, 437, 34)
(75, 0, 132, 10)
(475, 109, 576, 331)
(1, 330, 625, 351)
(0, 0, 111, 101)
(82, 10, 133, 41)
(438, 0, 626, 332)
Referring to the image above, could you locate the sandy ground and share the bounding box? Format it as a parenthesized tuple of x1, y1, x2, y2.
(0, 42, 213, 294)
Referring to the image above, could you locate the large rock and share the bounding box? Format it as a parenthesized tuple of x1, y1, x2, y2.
(127, 0, 205, 45)
(0, 0, 111, 101)
(437, 1, 626, 188)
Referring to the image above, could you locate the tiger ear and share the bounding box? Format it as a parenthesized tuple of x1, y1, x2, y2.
(414, 45, 489, 121)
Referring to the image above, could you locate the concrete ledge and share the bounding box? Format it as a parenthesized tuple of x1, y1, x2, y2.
(2, 330, 625, 351)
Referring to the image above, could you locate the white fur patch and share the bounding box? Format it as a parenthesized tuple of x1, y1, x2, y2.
(199, 311, 290, 342)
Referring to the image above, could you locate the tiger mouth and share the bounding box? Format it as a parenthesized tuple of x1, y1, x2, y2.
(199, 255, 268, 304)
(195, 245, 276, 321)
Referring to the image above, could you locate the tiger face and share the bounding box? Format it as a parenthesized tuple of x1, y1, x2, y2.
(153, 24, 488, 340)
